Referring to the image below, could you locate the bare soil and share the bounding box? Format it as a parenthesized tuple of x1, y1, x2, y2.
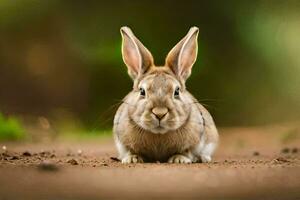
(0, 124, 300, 200)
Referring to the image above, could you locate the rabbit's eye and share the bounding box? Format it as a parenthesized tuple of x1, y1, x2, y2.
(174, 87, 180, 98)
(139, 88, 146, 97)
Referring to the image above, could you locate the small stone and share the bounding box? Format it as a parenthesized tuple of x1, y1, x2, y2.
(39, 151, 51, 157)
(253, 151, 260, 156)
(292, 148, 298, 154)
(50, 154, 56, 158)
(281, 148, 290, 154)
(77, 149, 83, 156)
(272, 157, 290, 164)
(2, 146, 7, 151)
(66, 152, 73, 157)
(1, 152, 10, 157)
(67, 159, 79, 165)
(9, 155, 19, 160)
(38, 160, 59, 171)
(110, 157, 120, 162)
(22, 151, 32, 156)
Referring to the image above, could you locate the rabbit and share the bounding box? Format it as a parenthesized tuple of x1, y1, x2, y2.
(113, 26, 219, 164)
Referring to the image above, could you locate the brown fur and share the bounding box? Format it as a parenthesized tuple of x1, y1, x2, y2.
(114, 26, 219, 163)
(119, 117, 200, 162)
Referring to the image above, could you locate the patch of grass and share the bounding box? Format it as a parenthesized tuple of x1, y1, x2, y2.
(280, 128, 299, 143)
(0, 113, 25, 141)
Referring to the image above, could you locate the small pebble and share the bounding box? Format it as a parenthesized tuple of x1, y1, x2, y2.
(9, 155, 19, 160)
(38, 160, 59, 171)
(281, 148, 290, 154)
(2, 146, 7, 151)
(22, 151, 32, 156)
(1, 152, 10, 157)
(67, 159, 79, 165)
(66, 152, 73, 157)
(272, 157, 290, 164)
(110, 157, 120, 162)
(253, 151, 260, 156)
(292, 148, 298, 154)
(77, 149, 83, 156)
(39, 151, 51, 157)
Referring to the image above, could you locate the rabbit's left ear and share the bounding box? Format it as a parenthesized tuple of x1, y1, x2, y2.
(165, 27, 199, 81)
(121, 26, 154, 80)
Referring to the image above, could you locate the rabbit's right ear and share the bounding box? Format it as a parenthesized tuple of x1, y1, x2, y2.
(165, 27, 199, 81)
(120, 27, 154, 80)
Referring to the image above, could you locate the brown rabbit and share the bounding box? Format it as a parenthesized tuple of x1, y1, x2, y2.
(113, 26, 219, 163)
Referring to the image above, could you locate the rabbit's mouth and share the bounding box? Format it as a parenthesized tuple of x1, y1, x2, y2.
(151, 125, 169, 134)
(138, 119, 170, 134)
(131, 108, 188, 134)
(148, 120, 178, 134)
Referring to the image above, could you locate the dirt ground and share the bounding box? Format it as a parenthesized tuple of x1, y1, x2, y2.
(0, 124, 300, 200)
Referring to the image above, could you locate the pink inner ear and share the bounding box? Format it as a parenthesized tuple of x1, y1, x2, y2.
(124, 47, 139, 74)
(179, 45, 197, 75)
(123, 38, 141, 76)
(177, 32, 198, 79)
(121, 27, 154, 79)
(165, 27, 198, 80)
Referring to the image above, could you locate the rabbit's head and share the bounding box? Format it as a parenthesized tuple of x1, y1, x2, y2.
(121, 26, 199, 134)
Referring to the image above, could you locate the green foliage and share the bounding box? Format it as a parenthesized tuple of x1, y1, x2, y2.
(280, 128, 299, 144)
(0, 113, 25, 141)
(1, 1, 300, 127)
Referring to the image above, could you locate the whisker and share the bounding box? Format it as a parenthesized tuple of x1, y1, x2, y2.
(182, 101, 218, 110)
(198, 98, 222, 102)
(112, 98, 217, 129)
(121, 100, 137, 108)
(89, 99, 124, 132)
(115, 118, 204, 126)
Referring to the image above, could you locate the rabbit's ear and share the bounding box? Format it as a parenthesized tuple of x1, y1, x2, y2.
(165, 27, 199, 81)
(120, 26, 154, 79)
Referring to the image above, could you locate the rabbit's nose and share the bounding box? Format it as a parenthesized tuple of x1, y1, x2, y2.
(152, 107, 168, 120)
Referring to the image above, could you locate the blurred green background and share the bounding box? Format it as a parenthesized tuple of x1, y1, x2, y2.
(0, 0, 300, 140)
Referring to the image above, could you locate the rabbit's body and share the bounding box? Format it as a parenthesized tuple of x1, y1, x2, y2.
(114, 88, 218, 162)
(114, 27, 219, 163)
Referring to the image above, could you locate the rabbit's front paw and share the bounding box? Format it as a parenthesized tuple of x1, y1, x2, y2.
(168, 154, 192, 164)
(200, 155, 212, 163)
(121, 154, 144, 164)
